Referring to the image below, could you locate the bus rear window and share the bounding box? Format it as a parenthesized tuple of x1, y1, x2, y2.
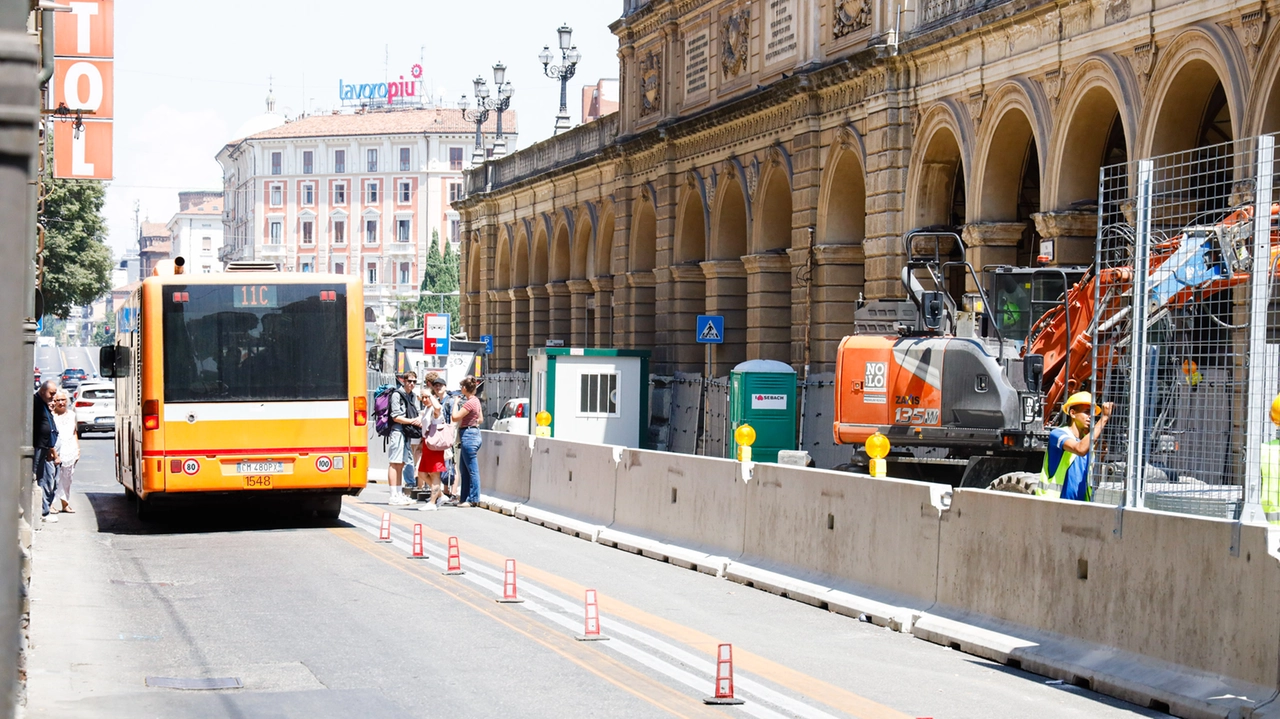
(162, 284, 348, 403)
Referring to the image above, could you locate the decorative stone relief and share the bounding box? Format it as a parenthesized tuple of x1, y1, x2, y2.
(639, 47, 663, 118)
(833, 0, 872, 39)
(966, 91, 985, 125)
(1104, 0, 1129, 25)
(706, 169, 717, 209)
(1041, 68, 1063, 105)
(721, 7, 750, 80)
(1061, 0, 1092, 36)
(1238, 9, 1268, 65)
(746, 158, 760, 198)
(1131, 41, 1156, 87)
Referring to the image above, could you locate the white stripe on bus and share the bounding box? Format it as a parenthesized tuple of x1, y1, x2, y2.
(162, 401, 349, 422)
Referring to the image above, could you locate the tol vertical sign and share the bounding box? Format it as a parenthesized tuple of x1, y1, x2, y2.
(52, 0, 114, 180)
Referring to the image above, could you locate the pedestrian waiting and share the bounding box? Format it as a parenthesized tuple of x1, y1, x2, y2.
(415, 372, 452, 511)
(32, 380, 59, 524)
(386, 371, 423, 506)
(51, 389, 78, 514)
(452, 376, 484, 507)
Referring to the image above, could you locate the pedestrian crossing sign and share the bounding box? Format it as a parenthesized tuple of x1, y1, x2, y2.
(696, 315, 724, 344)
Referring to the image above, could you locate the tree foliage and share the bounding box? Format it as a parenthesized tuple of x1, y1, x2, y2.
(418, 231, 460, 321)
(41, 178, 112, 318)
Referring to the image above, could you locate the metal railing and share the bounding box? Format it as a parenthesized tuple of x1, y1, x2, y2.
(1092, 134, 1276, 522)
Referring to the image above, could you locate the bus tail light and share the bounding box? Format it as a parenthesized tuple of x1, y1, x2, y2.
(143, 400, 159, 430)
(170, 459, 182, 474)
(354, 396, 367, 426)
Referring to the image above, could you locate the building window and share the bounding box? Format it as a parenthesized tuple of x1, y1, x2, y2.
(449, 147, 463, 170)
(399, 262, 410, 284)
(365, 219, 378, 244)
(367, 263, 377, 284)
(302, 150, 313, 174)
(269, 221, 282, 244)
(399, 181, 411, 203)
(367, 182, 379, 203)
(270, 185, 282, 206)
(579, 373, 619, 416)
(202, 237, 211, 251)
(334, 183, 346, 204)
(302, 220, 314, 244)
(399, 147, 411, 171)
(448, 182, 463, 203)
(450, 219, 460, 243)
(301, 184, 313, 205)
(271, 152, 282, 175)
(366, 148, 378, 172)
(333, 220, 345, 244)
(334, 149, 345, 173)
(302, 262, 312, 273)
(397, 219, 410, 243)
(334, 261, 345, 275)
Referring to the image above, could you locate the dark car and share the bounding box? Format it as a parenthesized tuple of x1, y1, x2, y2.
(59, 368, 86, 391)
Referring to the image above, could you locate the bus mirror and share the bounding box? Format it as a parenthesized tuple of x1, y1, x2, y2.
(98, 346, 117, 379)
(921, 291, 945, 331)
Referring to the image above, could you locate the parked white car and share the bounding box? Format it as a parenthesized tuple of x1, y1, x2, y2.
(73, 381, 115, 436)
(492, 398, 531, 434)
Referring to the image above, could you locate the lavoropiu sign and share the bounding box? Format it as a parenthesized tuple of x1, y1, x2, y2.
(338, 64, 423, 107)
(52, 0, 113, 180)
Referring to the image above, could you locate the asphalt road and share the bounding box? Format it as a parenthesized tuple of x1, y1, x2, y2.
(34, 343, 97, 388)
(25, 436, 1171, 719)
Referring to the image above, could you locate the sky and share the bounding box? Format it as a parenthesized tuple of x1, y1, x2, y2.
(104, 0, 622, 260)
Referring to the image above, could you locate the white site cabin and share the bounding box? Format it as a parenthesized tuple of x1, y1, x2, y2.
(527, 348, 651, 448)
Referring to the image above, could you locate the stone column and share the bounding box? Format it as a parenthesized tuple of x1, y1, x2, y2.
(861, 80, 912, 300)
(789, 244, 866, 373)
(742, 253, 792, 362)
(546, 282, 572, 345)
(700, 259, 747, 375)
(590, 275, 614, 347)
(566, 279, 595, 347)
(526, 285, 549, 353)
(486, 289, 511, 372)
(662, 263, 707, 372)
(618, 271, 656, 351)
(961, 222, 1026, 292)
(507, 288, 529, 371)
(1031, 210, 1095, 267)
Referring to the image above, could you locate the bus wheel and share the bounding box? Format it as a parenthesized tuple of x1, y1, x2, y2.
(317, 495, 343, 520)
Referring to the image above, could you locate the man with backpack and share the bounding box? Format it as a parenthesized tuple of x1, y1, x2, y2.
(381, 371, 422, 506)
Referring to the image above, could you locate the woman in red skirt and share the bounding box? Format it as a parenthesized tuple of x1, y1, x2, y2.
(416, 372, 450, 511)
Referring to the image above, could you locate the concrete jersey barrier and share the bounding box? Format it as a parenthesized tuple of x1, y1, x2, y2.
(525, 437, 620, 526)
(478, 430, 532, 503)
(744, 463, 947, 606)
(612, 447, 747, 558)
(934, 488, 1280, 690)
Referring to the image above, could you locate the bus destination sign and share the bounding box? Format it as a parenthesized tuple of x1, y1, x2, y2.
(234, 285, 278, 309)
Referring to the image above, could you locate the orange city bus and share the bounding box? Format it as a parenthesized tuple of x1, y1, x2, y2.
(99, 261, 369, 519)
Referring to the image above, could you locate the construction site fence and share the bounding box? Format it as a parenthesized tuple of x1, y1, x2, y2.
(1093, 133, 1278, 522)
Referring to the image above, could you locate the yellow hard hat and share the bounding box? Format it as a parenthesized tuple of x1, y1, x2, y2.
(1062, 391, 1099, 414)
(1271, 394, 1280, 425)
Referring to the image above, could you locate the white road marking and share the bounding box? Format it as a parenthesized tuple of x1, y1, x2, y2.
(342, 507, 842, 719)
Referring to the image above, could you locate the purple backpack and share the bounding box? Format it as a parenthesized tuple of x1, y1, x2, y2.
(373, 384, 397, 437)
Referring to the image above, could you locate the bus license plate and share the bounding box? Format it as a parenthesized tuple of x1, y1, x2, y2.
(236, 461, 284, 474)
(243, 476, 273, 489)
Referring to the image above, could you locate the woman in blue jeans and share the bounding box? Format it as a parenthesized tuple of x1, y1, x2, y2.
(451, 376, 484, 507)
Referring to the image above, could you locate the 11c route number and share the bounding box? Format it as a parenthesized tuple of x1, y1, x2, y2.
(895, 408, 940, 425)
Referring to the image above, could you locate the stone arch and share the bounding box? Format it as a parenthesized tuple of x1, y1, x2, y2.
(631, 190, 657, 272)
(710, 171, 749, 260)
(907, 104, 968, 230)
(571, 205, 593, 281)
(513, 225, 530, 287)
(592, 205, 616, 347)
(1046, 59, 1132, 210)
(550, 218, 572, 282)
(495, 228, 511, 291)
(531, 220, 548, 285)
(745, 158, 792, 363)
(674, 183, 706, 264)
(490, 229, 513, 370)
(1142, 28, 1242, 159)
(547, 217, 572, 342)
(752, 159, 792, 254)
(668, 182, 709, 371)
(817, 133, 867, 246)
(595, 204, 614, 279)
(969, 85, 1044, 269)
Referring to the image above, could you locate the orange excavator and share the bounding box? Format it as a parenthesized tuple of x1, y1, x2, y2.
(832, 204, 1274, 487)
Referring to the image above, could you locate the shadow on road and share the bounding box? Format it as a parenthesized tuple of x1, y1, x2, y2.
(84, 491, 357, 537)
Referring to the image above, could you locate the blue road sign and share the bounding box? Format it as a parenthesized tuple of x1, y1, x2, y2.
(696, 315, 724, 344)
(36, 317, 42, 333)
(481, 334, 494, 355)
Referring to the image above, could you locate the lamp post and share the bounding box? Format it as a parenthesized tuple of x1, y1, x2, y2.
(539, 24, 581, 136)
(459, 64, 516, 164)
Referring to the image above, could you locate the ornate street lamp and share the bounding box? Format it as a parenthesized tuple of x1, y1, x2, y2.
(540, 23, 581, 136)
(459, 63, 516, 164)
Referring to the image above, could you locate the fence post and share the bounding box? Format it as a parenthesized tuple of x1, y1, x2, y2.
(1242, 136, 1275, 524)
(1126, 159, 1155, 508)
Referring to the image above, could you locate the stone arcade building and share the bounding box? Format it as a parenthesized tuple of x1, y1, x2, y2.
(457, 0, 1280, 452)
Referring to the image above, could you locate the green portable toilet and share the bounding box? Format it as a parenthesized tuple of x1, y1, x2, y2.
(730, 359, 797, 463)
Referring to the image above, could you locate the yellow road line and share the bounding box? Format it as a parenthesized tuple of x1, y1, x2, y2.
(330, 527, 731, 719)
(349, 499, 911, 719)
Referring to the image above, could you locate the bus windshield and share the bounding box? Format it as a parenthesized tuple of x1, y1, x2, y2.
(162, 283, 348, 403)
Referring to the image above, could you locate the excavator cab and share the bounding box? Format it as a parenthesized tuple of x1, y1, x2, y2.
(983, 266, 1087, 346)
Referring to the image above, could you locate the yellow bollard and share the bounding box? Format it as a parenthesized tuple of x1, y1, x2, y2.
(865, 432, 890, 478)
(734, 424, 756, 463)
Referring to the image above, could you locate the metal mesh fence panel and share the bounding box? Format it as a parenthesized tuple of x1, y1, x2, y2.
(1093, 135, 1276, 522)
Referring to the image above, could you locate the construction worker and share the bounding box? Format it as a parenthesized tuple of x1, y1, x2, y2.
(1261, 395, 1280, 524)
(1040, 391, 1113, 501)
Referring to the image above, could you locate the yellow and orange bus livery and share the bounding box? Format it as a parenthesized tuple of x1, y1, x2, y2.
(100, 260, 368, 519)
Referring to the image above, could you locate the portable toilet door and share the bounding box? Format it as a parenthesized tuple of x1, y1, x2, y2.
(729, 359, 797, 463)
